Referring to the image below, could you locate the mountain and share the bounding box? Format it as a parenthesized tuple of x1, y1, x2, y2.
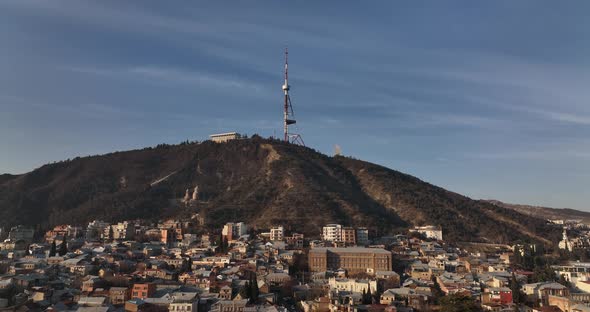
(486, 200, 590, 224)
(0, 137, 560, 245)
(0, 174, 19, 184)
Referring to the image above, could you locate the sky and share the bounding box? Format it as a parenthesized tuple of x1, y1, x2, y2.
(1, 1, 590, 210)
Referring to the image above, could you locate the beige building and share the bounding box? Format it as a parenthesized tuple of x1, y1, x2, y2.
(210, 132, 241, 143)
(111, 222, 134, 240)
(270, 226, 284, 241)
(169, 301, 198, 312)
(309, 247, 392, 275)
(341, 227, 356, 245)
(109, 287, 130, 305)
(210, 299, 248, 312)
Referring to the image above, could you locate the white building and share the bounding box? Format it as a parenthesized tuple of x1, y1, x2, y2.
(410, 226, 443, 241)
(270, 226, 284, 241)
(209, 132, 241, 143)
(323, 224, 343, 242)
(328, 277, 377, 294)
(553, 262, 590, 284)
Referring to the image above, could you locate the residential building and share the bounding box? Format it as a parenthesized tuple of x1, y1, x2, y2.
(409, 226, 443, 241)
(270, 226, 284, 241)
(169, 301, 198, 312)
(109, 287, 130, 305)
(44, 225, 69, 243)
(356, 228, 369, 246)
(8, 226, 35, 243)
(286, 233, 304, 248)
(132, 283, 156, 299)
(210, 299, 248, 312)
(322, 224, 342, 242)
(161, 228, 174, 244)
(553, 262, 590, 284)
(111, 222, 134, 240)
(341, 227, 356, 245)
(481, 287, 513, 305)
(86, 220, 110, 241)
(522, 282, 570, 306)
(222, 222, 248, 241)
(328, 277, 377, 293)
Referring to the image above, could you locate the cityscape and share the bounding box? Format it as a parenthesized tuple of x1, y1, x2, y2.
(2, 212, 590, 312)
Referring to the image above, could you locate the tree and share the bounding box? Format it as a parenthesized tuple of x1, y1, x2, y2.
(532, 266, 557, 283)
(558, 274, 572, 289)
(362, 287, 373, 304)
(239, 281, 251, 300)
(431, 276, 445, 303)
(222, 237, 229, 253)
(49, 240, 57, 257)
(513, 246, 523, 267)
(510, 273, 523, 304)
(439, 293, 480, 312)
(109, 226, 114, 242)
(58, 236, 68, 256)
(249, 272, 259, 304)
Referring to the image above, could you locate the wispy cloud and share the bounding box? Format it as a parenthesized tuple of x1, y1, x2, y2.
(532, 110, 590, 126)
(468, 139, 590, 161)
(61, 65, 269, 95)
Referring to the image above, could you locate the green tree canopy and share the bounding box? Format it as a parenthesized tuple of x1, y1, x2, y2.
(49, 240, 57, 257)
(439, 293, 480, 312)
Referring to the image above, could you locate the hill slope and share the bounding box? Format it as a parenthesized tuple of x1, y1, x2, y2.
(0, 138, 560, 244)
(486, 200, 590, 224)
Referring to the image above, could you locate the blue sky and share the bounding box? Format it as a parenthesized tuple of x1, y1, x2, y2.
(1, 1, 590, 210)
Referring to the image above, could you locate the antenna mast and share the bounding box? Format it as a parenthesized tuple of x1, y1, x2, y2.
(282, 48, 304, 145)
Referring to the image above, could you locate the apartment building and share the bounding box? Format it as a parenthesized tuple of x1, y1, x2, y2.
(270, 226, 284, 241)
(322, 224, 342, 242)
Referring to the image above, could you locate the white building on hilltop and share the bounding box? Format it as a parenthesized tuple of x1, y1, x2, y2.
(209, 132, 241, 143)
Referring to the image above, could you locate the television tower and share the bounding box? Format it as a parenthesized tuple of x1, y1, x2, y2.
(282, 48, 304, 145)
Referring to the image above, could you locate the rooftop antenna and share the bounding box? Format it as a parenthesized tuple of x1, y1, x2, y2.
(282, 47, 305, 146)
